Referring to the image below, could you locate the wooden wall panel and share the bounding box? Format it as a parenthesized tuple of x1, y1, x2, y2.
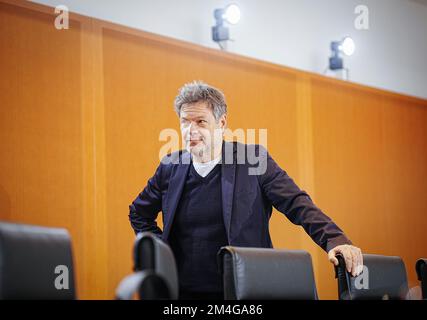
(311, 79, 427, 298)
(0, 1, 86, 297)
(1, 0, 426, 299)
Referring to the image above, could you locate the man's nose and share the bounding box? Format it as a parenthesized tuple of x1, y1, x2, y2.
(189, 122, 199, 135)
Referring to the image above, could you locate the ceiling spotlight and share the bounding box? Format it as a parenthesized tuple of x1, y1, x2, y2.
(212, 4, 241, 50)
(329, 36, 355, 71)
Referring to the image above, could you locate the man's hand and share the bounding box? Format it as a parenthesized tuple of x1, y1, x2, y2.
(328, 244, 363, 277)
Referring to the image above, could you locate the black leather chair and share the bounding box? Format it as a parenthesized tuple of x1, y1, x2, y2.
(416, 258, 427, 300)
(335, 253, 409, 300)
(115, 232, 178, 300)
(217, 246, 318, 300)
(0, 221, 76, 300)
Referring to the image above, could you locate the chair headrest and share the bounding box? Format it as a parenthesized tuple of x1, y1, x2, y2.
(133, 232, 178, 299)
(0, 221, 76, 299)
(416, 258, 427, 281)
(335, 253, 408, 300)
(218, 246, 318, 300)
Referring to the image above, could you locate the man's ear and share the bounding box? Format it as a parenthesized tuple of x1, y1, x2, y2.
(220, 114, 227, 130)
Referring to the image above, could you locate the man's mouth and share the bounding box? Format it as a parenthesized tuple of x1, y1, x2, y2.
(188, 139, 203, 147)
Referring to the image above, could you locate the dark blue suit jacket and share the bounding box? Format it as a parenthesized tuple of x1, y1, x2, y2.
(129, 141, 351, 252)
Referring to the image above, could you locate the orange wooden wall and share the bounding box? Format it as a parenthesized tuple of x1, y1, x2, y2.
(1, 0, 426, 299)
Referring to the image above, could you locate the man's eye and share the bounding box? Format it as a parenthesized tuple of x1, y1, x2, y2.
(198, 120, 207, 124)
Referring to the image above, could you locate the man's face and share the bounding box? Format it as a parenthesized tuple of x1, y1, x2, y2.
(180, 101, 226, 161)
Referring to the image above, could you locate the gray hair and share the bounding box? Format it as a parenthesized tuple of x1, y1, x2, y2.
(174, 81, 227, 121)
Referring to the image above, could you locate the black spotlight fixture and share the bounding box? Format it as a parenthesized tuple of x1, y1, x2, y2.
(212, 4, 240, 50)
(329, 36, 355, 70)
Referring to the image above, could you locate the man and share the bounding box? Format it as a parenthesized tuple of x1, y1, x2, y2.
(129, 81, 363, 299)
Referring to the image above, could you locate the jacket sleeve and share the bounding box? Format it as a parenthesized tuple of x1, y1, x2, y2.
(256, 145, 352, 252)
(128, 162, 165, 237)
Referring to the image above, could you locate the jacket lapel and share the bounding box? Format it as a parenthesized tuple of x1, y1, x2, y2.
(162, 151, 191, 241)
(221, 141, 236, 243)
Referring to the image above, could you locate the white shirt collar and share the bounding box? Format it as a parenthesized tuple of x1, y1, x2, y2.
(192, 155, 222, 178)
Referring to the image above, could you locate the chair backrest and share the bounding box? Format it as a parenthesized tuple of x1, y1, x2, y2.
(0, 221, 76, 300)
(335, 253, 408, 300)
(116, 232, 178, 300)
(416, 258, 427, 300)
(217, 246, 318, 300)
